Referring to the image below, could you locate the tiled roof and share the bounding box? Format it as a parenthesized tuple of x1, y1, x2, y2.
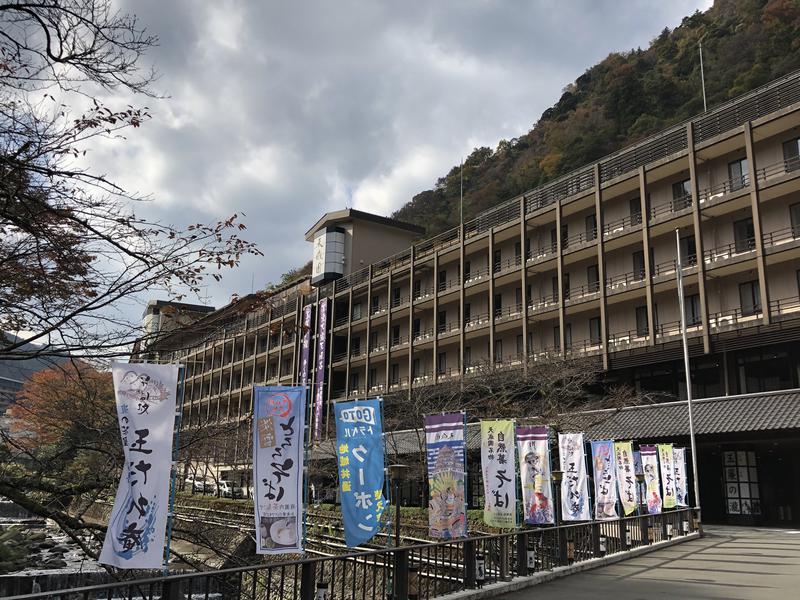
(312, 389, 800, 459)
(569, 388, 800, 439)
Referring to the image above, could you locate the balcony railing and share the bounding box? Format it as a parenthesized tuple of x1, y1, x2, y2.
(369, 343, 387, 354)
(465, 313, 490, 329)
(370, 303, 388, 316)
(464, 265, 490, 284)
(390, 335, 409, 349)
(526, 244, 557, 263)
(770, 296, 800, 321)
(698, 174, 750, 204)
(437, 321, 460, 335)
(565, 283, 601, 303)
(607, 329, 650, 349)
(437, 278, 460, 293)
(562, 229, 597, 250)
(412, 328, 435, 342)
(709, 306, 762, 331)
(390, 295, 410, 308)
(413, 286, 434, 301)
(605, 270, 646, 291)
(756, 156, 800, 183)
(388, 376, 409, 390)
(528, 294, 559, 313)
(493, 255, 523, 273)
(649, 194, 692, 221)
(762, 226, 800, 249)
(703, 238, 755, 264)
(603, 214, 641, 237)
(334, 315, 349, 327)
(652, 255, 696, 277)
(494, 303, 523, 320)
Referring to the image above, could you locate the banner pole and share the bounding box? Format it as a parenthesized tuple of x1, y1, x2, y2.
(162, 364, 186, 575)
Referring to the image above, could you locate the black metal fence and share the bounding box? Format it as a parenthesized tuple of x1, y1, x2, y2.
(5, 508, 698, 600)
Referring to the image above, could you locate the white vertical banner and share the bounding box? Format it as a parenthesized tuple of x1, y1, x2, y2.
(658, 444, 677, 509)
(591, 440, 619, 520)
(640, 445, 663, 514)
(253, 386, 305, 554)
(100, 363, 179, 569)
(673, 447, 689, 507)
(480, 420, 517, 528)
(558, 433, 591, 521)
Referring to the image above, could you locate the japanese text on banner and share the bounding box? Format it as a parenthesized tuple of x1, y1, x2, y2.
(614, 441, 638, 516)
(673, 447, 689, 507)
(480, 420, 517, 528)
(335, 399, 386, 547)
(591, 440, 619, 520)
(658, 443, 676, 509)
(424, 413, 467, 539)
(558, 432, 591, 521)
(640, 445, 662, 515)
(252, 386, 305, 555)
(99, 363, 179, 569)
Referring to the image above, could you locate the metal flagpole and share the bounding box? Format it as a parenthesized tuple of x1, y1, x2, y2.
(162, 364, 186, 575)
(675, 229, 701, 524)
(699, 40, 708, 112)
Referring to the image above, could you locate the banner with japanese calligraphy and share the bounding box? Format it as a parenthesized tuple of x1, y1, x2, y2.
(335, 398, 386, 547)
(299, 304, 312, 386)
(674, 447, 689, 507)
(658, 443, 677, 509)
(480, 420, 517, 528)
(516, 425, 554, 525)
(591, 440, 619, 520)
(253, 386, 305, 555)
(614, 441, 638, 516)
(99, 363, 179, 569)
(424, 413, 467, 539)
(640, 445, 662, 515)
(558, 433, 591, 521)
(313, 299, 329, 441)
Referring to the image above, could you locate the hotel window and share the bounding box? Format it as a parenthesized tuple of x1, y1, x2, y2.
(464, 260, 471, 280)
(728, 157, 749, 190)
(412, 358, 420, 378)
(733, 217, 755, 252)
(562, 273, 570, 300)
(463, 303, 471, 325)
(633, 250, 645, 280)
(589, 317, 601, 344)
(514, 241, 521, 262)
(635, 305, 649, 336)
(684, 294, 701, 326)
(672, 179, 691, 205)
(413, 279, 421, 298)
(371, 295, 380, 313)
(790, 202, 800, 237)
(390, 363, 399, 385)
(739, 280, 761, 316)
(586, 214, 597, 240)
(494, 339, 503, 363)
(412, 318, 421, 338)
(783, 137, 800, 172)
(587, 264, 599, 292)
(351, 302, 362, 321)
(369, 331, 379, 351)
(516, 335, 524, 357)
(464, 346, 471, 367)
(630, 197, 642, 225)
(493, 249, 502, 271)
(368, 368, 377, 388)
(349, 372, 360, 393)
(561, 224, 569, 249)
(564, 323, 572, 350)
(679, 234, 696, 265)
(437, 352, 446, 375)
(438, 269, 447, 289)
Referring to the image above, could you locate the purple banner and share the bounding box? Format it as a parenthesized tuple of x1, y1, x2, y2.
(313, 299, 328, 441)
(299, 305, 312, 386)
(424, 413, 467, 539)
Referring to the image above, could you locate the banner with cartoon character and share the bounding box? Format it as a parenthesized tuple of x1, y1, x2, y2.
(673, 447, 689, 507)
(658, 443, 677, 509)
(335, 398, 386, 547)
(640, 445, 662, 514)
(614, 441, 638, 516)
(100, 363, 179, 569)
(481, 420, 517, 528)
(253, 386, 305, 554)
(424, 412, 467, 538)
(516, 425, 554, 525)
(558, 432, 591, 521)
(591, 440, 619, 520)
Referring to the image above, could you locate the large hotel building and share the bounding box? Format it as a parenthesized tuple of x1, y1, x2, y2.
(148, 70, 800, 526)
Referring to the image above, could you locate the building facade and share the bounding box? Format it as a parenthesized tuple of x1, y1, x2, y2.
(149, 70, 800, 522)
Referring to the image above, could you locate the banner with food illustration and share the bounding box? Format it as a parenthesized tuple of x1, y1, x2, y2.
(253, 386, 305, 554)
(424, 412, 467, 538)
(516, 425, 554, 525)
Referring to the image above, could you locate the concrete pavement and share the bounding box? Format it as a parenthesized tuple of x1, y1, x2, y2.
(497, 525, 800, 599)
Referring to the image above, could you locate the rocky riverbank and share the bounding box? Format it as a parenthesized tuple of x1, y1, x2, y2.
(0, 522, 100, 575)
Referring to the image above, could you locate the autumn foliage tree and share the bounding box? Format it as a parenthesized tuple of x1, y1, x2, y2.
(0, 1, 262, 362)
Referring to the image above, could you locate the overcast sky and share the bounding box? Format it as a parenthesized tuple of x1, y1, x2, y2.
(96, 0, 712, 310)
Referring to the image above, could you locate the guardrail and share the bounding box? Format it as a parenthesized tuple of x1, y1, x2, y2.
(9, 508, 699, 600)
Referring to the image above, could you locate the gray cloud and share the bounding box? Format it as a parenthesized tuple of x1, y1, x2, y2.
(91, 0, 711, 310)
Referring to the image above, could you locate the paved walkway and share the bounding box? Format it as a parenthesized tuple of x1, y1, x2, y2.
(499, 525, 800, 599)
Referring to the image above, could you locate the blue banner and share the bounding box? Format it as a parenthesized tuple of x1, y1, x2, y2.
(334, 398, 386, 547)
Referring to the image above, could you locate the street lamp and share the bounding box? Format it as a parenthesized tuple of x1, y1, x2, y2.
(387, 464, 410, 547)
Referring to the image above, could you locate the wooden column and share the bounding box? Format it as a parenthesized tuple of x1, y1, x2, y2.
(593, 164, 608, 369)
(687, 123, 711, 354)
(433, 254, 440, 382)
(519, 198, 529, 369)
(556, 200, 566, 355)
(639, 166, 656, 346)
(488, 228, 496, 364)
(743, 121, 771, 325)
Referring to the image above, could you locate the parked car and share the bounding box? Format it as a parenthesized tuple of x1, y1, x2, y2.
(218, 481, 244, 499)
(184, 477, 212, 493)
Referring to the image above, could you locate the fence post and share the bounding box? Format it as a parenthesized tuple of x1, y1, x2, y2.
(592, 522, 602, 557)
(558, 526, 569, 566)
(393, 549, 410, 600)
(640, 514, 649, 546)
(300, 562, 316, 600)
(499, 537, 510, 581)
(464, 540, 477, 589)
(161, 579, 182, 600)
(516, 532, 529, 576)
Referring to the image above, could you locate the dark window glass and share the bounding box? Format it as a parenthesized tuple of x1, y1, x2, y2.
(437, 352, 446, 375)
(783, 138, 800, 172)
(515, 287, 522, 307)
(392, 325, 400, 345)
(790, 203, 800, 237)
(672, 180, 691, 205)
(552, 276, 559, 300)
(550, 228, 558, 252)
(564, 323, 572, 349)
(352, 303, 362, 320)
(412, 318, 421, 338)
(464, 260, 471, 280)
(368, 368, 377, 387)
(516, 334, 524, 357)
(685, 294, 701, 326)
(630, 197, 642, 225)
(589, 317, 601, 344)
(633, 250, 645, 280)
(585, 214, 597, 240)
(413, 280, 421, 297)
(728, 158, 749, 190)
(636, 305, 649, 336)
(412, 358, 420, 378)
(438, 269, 447, 286)
(680, 235, 697, 265)
(587, 265, 599, 291)
(464, 346, 471, 367)
(493, 249, 502, 271)
(464, 303, 471, 324)
(563, 273, 570, 299)
(733, 218, 755, 252)
(514, 241, 521, 261)
(391, 363, 399, 384)
(494, 339, 503, 363)
(561, 224, 569, 248)
(739, 280, 761, 316)
(553, 326, 560, 351)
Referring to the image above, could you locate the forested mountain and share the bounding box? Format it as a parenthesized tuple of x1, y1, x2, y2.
(392, 0, 800, 236)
